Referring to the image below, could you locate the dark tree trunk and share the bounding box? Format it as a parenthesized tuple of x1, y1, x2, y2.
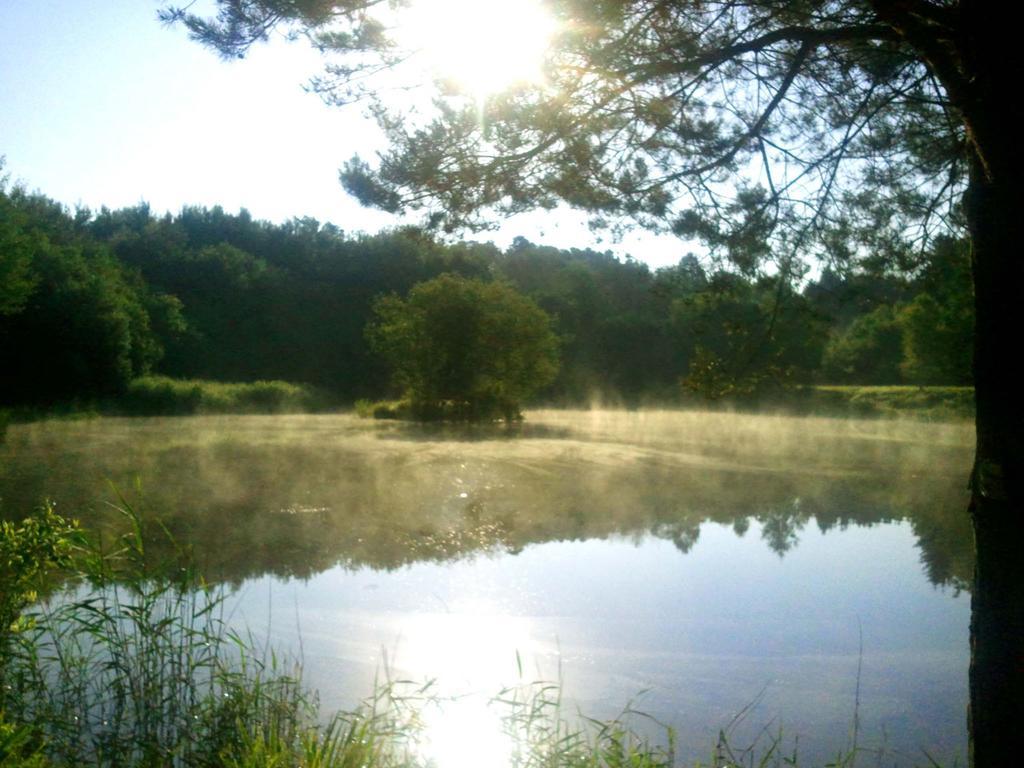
(963, 153, 1024, 768)
(956, 23, 1024, 761)
(950, 7, 1024, 766)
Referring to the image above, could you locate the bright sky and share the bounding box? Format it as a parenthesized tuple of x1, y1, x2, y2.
(0, 0, 691, 269)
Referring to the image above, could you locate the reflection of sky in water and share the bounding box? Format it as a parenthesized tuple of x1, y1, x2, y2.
(1, 412, 974, 766)
(228, 521, 968, 766)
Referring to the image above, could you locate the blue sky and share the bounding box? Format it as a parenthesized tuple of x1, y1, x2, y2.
(0, 0, 690, 268)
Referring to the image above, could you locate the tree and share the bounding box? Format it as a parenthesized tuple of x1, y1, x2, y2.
(0, 163, 39, 317)
(366, 274, 559, 420)
(165, 3, 1019, 764)
(674, 272, 826, 398)
(899, 237, 974, 385)
(0, 187, 178, 405)
(822, 304, 904, 384)
(497, 239, 681, 402)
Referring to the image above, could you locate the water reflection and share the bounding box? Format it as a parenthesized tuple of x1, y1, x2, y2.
(419, 695, 512, 768)
(0, 410, 974, 590)
(0, 410, 974, 765)
(397, 607, 529, 768)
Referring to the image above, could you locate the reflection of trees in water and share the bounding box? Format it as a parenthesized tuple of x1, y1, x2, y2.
(757, 499, 807, 556)
(911, 504, 974, 594)
(0, 418, 974, 589)
(652, 520, 701, 554)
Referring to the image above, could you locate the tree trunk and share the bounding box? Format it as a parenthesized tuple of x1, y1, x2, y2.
(948, 6, 1024, 765)
(963, 150, 1024, 768)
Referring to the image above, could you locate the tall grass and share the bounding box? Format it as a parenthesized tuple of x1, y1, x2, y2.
(120, 376, 330, 416)
(806, 386, 974, 419)
(2, 379, 330, 425)
(1, 502, 313, 766)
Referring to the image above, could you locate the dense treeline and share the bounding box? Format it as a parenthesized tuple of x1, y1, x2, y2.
(0, 189, 184, 405)
(0, 180, 973, 409)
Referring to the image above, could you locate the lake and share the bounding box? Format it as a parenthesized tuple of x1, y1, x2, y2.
(0, 410, 974, 766)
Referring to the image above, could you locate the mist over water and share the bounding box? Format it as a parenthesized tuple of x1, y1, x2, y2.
(0, 410, 974, 765)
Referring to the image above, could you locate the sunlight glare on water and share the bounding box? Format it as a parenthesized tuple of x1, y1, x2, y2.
(397, 602, 536, 689)
(419, 695, 513, 768)
(399, 603, 530, 768)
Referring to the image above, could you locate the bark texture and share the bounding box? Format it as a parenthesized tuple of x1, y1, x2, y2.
(964, 159, 1024, 768)
(958, 10, 1024, 766)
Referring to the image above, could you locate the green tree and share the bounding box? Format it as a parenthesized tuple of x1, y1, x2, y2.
(823, 305, 904, 384)
(803, 266, 912, 332)
(167, 3, 1021, 763)
(675, 274, 826, 398)
(899, 237, 974, 385)
(0, 164, 39, 317)
(367, 274, 559, 420)
(900, 294, 972, 384)
(0, 189, 179, 405)
(497, 239, 678, 402)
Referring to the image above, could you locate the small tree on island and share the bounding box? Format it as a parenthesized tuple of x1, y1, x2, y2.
(366, 274, 559, 421)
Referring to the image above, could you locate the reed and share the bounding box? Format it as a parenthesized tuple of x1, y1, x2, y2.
(0, 504, 945, 767)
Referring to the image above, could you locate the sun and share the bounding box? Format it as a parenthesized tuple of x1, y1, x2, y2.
(398, 0, 557, 98)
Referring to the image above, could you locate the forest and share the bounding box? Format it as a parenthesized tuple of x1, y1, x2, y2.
(0, 181, 973, 413)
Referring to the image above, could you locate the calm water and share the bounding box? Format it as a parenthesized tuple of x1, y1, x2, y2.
(0, 410, 975, 765)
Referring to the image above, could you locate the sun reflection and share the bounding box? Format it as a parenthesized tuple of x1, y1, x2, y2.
(397, 0, 557, 98)
(395, 603, 536, 767)
(420, 695, 513, 768)
(398, 604, 535, 687)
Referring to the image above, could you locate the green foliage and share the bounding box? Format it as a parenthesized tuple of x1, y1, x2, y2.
(0, 502, 316, 767)
(0, 182, 39, 317)
(121, 376, 328, 415)
(0, 505, 79, 648)
(99, 208, 496, 396)
(367, 274, 560, 420)
(0, 187, 181, 406)
(491, 681, 675, 768)
(222, 681, 429, 768)
(0, 713, 50, 767)
(823, 306, 905, 385)
(808, 386, 974, 419)
(898, 239, 974, 385)
(354, 398, 411, 420)
(0, 507, 79, 765)
(0, 183, 973, 414)
(683, 346, 759, 401)
(497, 239, 679, 402)
(899, 294, 971, 384)
(676, 275, 827, 399)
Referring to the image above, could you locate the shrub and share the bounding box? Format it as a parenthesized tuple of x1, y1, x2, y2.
(121, 377, 327, 415)
(0, 505, 79, 656)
